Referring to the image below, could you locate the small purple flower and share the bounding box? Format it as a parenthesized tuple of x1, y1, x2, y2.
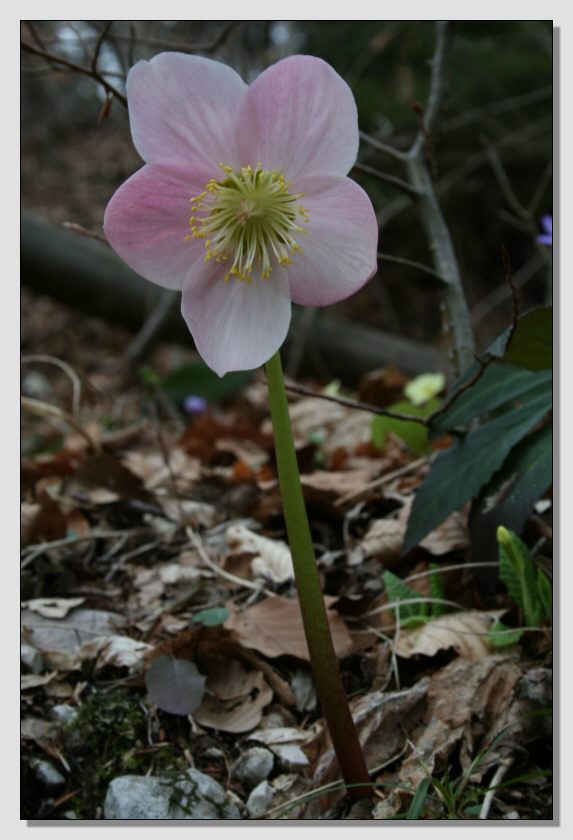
(537, 215, 552, 246)
(183, 395, 208, 414)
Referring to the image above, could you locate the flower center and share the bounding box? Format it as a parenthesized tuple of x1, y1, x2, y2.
(187, 164, 309, 282)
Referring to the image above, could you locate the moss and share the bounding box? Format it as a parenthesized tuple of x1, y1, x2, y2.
(63, 689, 152, 818)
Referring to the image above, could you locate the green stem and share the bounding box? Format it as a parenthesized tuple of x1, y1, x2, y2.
(265, 350, 373, 802)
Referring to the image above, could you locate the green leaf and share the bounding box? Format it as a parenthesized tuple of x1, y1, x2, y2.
(372, 398, 440, 456)
(404, 391, 551, 552)
(479, 423, 551, 527)
(192, 607, 230, 627)
(383, 570, 428, 624)
(431, 364, 551, 433)
(501, 306, 552, 371)
(497, 527, 551, 627)
(160, 361, 251, 403)
(429, 563, 446, 617)
(407, 778, 431, 819)
(487, 618, 524, 647)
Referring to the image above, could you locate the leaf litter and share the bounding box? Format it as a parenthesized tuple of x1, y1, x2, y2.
(20, 307, 552, 820)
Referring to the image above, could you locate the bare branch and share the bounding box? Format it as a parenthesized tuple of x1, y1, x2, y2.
(412, 20, 454, 155)
(284, 383, 431, 426)
(377, 252, 445, 284)
(353, 161, 419, 198)
(91, 21, 113, 74)
(359, 130, 406, 163)
(21, 39, 128, 107)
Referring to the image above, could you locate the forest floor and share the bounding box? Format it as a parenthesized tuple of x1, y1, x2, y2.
(21, 287, 553, 821)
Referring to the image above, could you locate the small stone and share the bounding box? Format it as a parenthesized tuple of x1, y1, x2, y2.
(50, 704, 79, 726)
(104, 770, 241, 820)
(246, 781, 274, 819)
(21, 644, 43, 674)
(233, 747, 274, 789)
(31, 759, 66, 790)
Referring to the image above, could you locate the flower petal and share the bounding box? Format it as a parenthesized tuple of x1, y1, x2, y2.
(241, 55, 358, 179)
(104, 161, 211, 290)
(181, 266, 291, 377)
(286, 175, 378, 306)
(127, 53, 248, 169)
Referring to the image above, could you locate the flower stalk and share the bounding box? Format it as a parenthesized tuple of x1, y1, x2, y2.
(265, 350, 373, 802)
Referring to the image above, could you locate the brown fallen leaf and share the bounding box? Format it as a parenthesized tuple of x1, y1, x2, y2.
(193, 656, 273, 734)
(394, 611, 503, 660)
(226, 524, 294, 584)
(372, 655, 524, 819)
(306, 680, 429, 816)
(21, 607, 126, 654)
(224, 595, 353, 661)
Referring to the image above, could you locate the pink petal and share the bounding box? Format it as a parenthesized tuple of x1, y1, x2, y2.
(127, 53, 248, 169)
(286, 175, 379, 306)
(104, 161, 211, 290)
(181, 265, 291, 377)
(240, 55, 358, 180)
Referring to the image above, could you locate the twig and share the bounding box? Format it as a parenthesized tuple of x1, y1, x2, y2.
(21, 395, 98, 451)
(354, 161, 419, 198)
(62, 221, 108, 243)
(359, 130, 406, 163)
(91, 21, 113, 74)
(127, 290, 179, 365)
(185, 526, 275, 599)
(21, 354, 83, 420)
(335, 458, 427, 507)
(21, 39, 128, 107)
(284, 382, 432, 424)
(377, 252, 445, 284)
(479, 756, 514, 819)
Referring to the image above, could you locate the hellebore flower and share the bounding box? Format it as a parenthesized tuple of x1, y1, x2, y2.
(537, 214, 553, 246)
(104, 53, 378, 376)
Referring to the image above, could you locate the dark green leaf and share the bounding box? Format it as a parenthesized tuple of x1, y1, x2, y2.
(404, 392, 551, 552)
(407, 778, 431, 819)
(431, 364, 551, 433)
(502, 306, 552, 370)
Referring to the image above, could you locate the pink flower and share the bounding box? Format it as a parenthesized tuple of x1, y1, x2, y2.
(104, 53, 378, 376)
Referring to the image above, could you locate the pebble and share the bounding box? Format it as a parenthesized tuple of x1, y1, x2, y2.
(21, 644, 43, 674)
(50, 704, 79, 726)
(246, 781, 274, 819)
(233, 747, 274, 789)
(31, 758, 66, 790)
(104, 769, 241, 820)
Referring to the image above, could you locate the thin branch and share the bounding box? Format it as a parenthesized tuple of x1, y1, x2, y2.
(61, 221, 108, 243)
(411, 20, 454, 156)
(354, 161, 419, 198)
(377, 252, 445, 284)
(284, 383, 432, 425)
(91, 21, 113, 74)
(359, 130, 406, 163)
(21, 39, 128, 108)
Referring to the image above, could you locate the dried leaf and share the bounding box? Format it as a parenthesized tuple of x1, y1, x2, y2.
(224, 596, 353, 661)
(79, 635, 152, 671)
(145, 655, 207, 716)
(226, 524, 294, 584)
(23, 598, 86, 619)
(21, 608, 126, 654)
(394, 611, 502, 660)
(193, 657, 273, 733)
